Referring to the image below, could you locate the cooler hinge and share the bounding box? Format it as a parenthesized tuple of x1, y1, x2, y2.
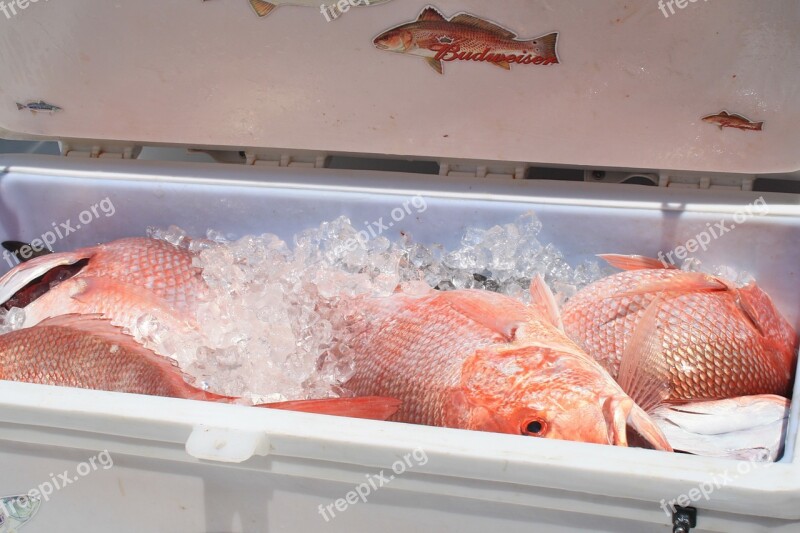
(60, 142, 142, 159)
(440, 162, 528, 180)
(584, 170, 755, 191)
(243, 150, 327, 168)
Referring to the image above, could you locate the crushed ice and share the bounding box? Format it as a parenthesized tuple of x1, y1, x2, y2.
(138, 213, 609, 404)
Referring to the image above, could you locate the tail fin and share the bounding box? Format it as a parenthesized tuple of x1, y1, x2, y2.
(249, 0, 276, 17)
(258, 396, 401, 420)
(755, 122, 765, 131)
(532, 32, 558, 61)
(16, 103, 25, 111)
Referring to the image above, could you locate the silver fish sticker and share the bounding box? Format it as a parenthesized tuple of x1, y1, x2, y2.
(15, 101, 62, 113)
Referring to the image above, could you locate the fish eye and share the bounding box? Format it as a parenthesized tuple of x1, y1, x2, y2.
(522, 418, 548, 437)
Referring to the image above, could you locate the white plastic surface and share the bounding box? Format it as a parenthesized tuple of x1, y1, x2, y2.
(0, 155, 798, 533)
(0, 1, 799, 174)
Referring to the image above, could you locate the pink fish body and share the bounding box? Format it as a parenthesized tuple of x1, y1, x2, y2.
(0, 237, 206, 336)
(562, 255, 798, 406)
(343, 278, 671, 449)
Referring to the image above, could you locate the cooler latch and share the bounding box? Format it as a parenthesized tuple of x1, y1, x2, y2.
(60, 142, 142, 159)
(585, 170, 755, 191)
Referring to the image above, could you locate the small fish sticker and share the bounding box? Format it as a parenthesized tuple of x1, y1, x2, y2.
(15, 100, 61, 113)
(702, 110, 764, 131)
(373, 6, 559, 74)
(0, 495, 41, 532)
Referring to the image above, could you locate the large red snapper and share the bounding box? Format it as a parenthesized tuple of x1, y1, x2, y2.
(562, 255, 798, 408)
(343, 277, 671, 450)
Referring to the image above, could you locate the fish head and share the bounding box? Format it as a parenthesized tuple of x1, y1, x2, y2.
(373, 27, 415, 52)
(449, 345, 672, 450)
(1, 494, 41, 529)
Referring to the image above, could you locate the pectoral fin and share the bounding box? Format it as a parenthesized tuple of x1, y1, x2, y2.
(426, 57, 443, 74)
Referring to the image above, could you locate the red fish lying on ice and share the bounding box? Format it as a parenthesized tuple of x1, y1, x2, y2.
(0, 314, 399, 419)
(343, 277, 671, 450)
(562, 255, 798, 409)
(0, 237, 205, 335)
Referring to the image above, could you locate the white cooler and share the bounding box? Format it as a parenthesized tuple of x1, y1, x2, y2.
(0, 1, 798, 532)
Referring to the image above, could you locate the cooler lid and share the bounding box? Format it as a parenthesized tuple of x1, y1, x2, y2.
(0, 0, 798, 174)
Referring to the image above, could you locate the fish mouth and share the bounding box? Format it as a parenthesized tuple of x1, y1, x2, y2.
(604, 396, 672, 451)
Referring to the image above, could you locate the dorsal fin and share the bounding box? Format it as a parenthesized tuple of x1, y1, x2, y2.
(528, 275, 563, 331)
(417, 6, 446, 22)
(451, 14, 517, 39)
(599, 254, 675, 271)
(441, 289, 529, 341)
(615, 272, 731, 299)
(718, 110, 730, 117)
(728, 113, 750, 121)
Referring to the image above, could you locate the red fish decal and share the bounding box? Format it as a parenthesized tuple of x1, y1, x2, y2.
(373, 6, 559, 74)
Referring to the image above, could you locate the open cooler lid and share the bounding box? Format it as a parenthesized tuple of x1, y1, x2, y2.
(0, 0, 797, 174)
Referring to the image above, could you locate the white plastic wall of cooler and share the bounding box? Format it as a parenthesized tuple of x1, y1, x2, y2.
(0, 155, 798, 533)
(0, 1, 799, 175)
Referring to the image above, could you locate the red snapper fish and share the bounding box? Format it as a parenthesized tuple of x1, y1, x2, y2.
(561, 255, 798, 409)
(0, 314, 399, 419)
(343, 277, 671, 450)
(0, 237, 205, 336)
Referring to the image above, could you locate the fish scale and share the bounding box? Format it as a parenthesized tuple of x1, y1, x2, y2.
(347, 294, 499, 426)
(73, 237, 206, 313)
(0, 319, 193, 397)
(562, 259, 797, 403)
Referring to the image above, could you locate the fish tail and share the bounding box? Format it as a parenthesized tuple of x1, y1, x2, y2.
(257, 396, 401, 420)
(249, 0, 276, 17)
(754, 122, 764, 131)
(16, 103, 25, 110)
(532, 32, 559, 60)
